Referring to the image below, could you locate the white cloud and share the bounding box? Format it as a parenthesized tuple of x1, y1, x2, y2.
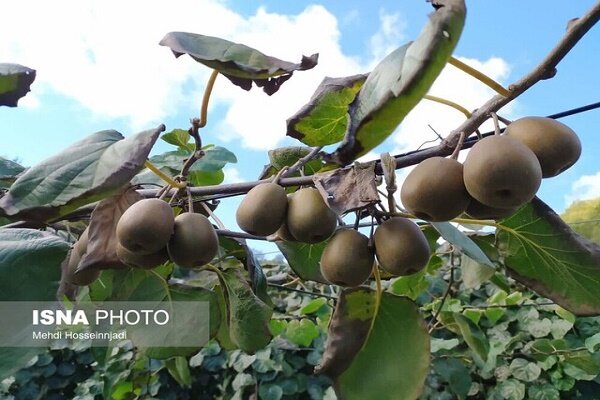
(369, 10, 407, 63)
(223, 166, 245, 184)
(1, 1, 512, 159)
(566, 172, 600, 205)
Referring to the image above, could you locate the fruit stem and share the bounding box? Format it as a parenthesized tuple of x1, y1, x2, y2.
(199, 70, 219, 127)
(450, 131, 465, 160)
(423, 95, 472, 118)
(380, 153, 397, 212)
(143, 160, 186, 189)
(490, 112, 502, 135)
(200, 201, 226, 230)
(186, 187, 195, 213)
(448, 57, 510, 97)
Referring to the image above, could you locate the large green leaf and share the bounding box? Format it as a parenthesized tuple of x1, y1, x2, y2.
(286, 74, 367, 146)
(0, 229, 69, 380)
(325, 0, 466, 165)
(496, 198, 600, 315)
(0, 229, 69, 300)
(276, 240, 328, 283)
(219, 268, 272, 353)
(0, 63, 36, 107)
(453, 312, 489, 364)
(0, 126, 164, 221)
(159, 32, 318, 95)
(319, 289, 430, 400)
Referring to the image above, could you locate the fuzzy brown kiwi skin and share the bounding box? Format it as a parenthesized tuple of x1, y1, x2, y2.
(287, 188, 337, 244)
(401, 157, 471, 222)
(116, 198, 174, 255)
(320, 229, 374, 287)
(463, 135, 542, 209)
(505, 116, 582, 178)
(168, 213, 218, 268)
(117, 244, 169, 269)
(465, 199, 517, 220)
(236, 182, 288, 236)
(373, 218, 430, 276)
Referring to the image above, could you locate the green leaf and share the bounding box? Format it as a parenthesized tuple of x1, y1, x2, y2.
(263, 146, 324, 180)
(389, 270, 428, 300)
(276, 240, 328, 283)
(219, 268, 272, 353)
(0, 157, 25, 189)
(165, 356, 192, 387)
(149, 146, 237, 173)
(0, 229, 69, 300)
(188, 169, 224, 186)
(432, 358, 472, 398)
(159, 32, 318, 95)
(161, 128, 192, 150)
(527, 384, 560, 400)
(287, 74, 367, 146)
(326, 0, 466, 165)
(563, 351, 600, 375)
(430, 338, 460, 353)
(285, 319, 320, 347)
(585, 332, 600, 352)
(0, 63, 36, 107)
(461, 255, 495, 289)
(498, 379, 526, 400)
(301, 298, 329, 315)
(0, 126, 163, 221)
(432, 222, 494, 268)
(0, 229, 69, 379)
(509, 358, 541, 382)
(496, 197, 600, 315)
(453, 312, 489, 364)
(319, 289, 430, 400)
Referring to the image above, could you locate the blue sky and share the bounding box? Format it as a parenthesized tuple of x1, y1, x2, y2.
(1, 0, 599, 254)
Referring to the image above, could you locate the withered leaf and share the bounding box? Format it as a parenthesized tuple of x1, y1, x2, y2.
(77, 187, 142, 272)
(313, 162, 379, 215)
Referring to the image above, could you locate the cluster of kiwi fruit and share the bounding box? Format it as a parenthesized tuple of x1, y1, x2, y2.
(115, 198, 219, 270)
(319, 217, 431, 287)
(236, 184, 337, 243)
(400, 117, 581, 221)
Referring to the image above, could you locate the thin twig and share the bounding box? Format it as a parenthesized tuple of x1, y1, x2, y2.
(267, 283, 338, 300)
(429, 262, 455, 333)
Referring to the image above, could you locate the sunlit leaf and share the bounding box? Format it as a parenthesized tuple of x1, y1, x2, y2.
(432, 222, 494, 268)
(325, 0, 466, 165)
(496, 197, 600, 315)
(287, 74, 367, 146)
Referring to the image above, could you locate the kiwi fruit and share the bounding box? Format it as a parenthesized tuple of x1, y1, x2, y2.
(373, 218, 430, 276)
(320, 229, 374, 287)
(463, 135, 542, 208)
(505, 116, 581, 178)
(116, 198, 174, 254)
(401, 157, 471, 221)
(236, 182, 288, 236)
(168, 213, 218, 268)
(287, 188, 337, 243)
(117, 244, 169, 269)
(65, 230, 100, 286)
(465, 199, 517, 220)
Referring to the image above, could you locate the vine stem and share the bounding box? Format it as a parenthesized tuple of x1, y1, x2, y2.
(423, 95, 472, 118)
(282, 146, 323, 178)
(143, 160, 186, 189)
(199, 70, 219, 127)
(448, 56, 510, 97)
(429, 262, 455, 334)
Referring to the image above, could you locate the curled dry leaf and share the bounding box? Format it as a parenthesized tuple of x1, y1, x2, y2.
(77, 187, 143, 272)
(313, 162, 379, 215)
